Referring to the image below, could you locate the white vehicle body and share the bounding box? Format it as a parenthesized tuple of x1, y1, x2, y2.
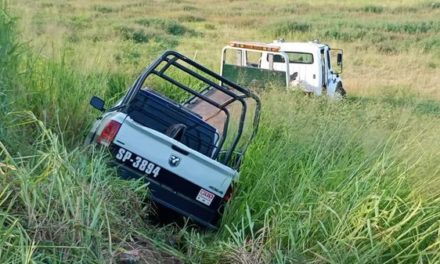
(86, 51, 261, 229)
(221, 40, 346, 97)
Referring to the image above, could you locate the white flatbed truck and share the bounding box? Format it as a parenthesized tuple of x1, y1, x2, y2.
(221, 40, 346, 98)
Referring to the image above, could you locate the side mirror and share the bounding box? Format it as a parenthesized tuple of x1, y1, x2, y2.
(337, 53, 343, 66)
(90, 96, 105, 112)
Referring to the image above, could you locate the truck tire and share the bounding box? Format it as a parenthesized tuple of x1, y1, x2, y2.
(335, 82, 346, 98)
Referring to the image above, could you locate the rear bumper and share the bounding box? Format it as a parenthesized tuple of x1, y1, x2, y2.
(116, 164, 222, 229)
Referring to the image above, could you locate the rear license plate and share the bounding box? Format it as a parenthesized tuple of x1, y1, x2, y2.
(196, 189, 215, 206)
(115, 147, 161, 178)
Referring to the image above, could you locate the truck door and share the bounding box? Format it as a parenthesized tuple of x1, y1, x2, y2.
(320, 48, 327, 88)
(320, 49, 327, 88)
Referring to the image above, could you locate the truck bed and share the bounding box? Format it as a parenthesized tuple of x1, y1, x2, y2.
(185, 88, 234, 136)
(127, 89, 219, 158)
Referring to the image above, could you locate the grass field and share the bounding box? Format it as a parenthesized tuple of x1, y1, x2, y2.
(2, 0, 440, 263)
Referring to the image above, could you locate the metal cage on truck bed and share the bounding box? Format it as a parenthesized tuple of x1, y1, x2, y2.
(121, 51, 261, 169)
(88, 51, 261, 228)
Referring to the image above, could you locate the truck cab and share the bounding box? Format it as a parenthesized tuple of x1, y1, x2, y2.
(221, 40, 345, 97)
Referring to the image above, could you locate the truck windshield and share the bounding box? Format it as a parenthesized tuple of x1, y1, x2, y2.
(273, 52, 313, 64)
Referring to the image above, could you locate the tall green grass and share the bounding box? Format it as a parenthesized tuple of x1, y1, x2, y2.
(0, 6, 19, 115)
(178, 92, 440, 263)
(3, 2, 440, 263)
(1, 38, 133, 149)
(0, 112, 162, 262)
(0, 7, 180, 263)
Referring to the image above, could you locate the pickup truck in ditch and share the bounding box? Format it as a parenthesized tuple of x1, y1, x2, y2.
(86, 51, 261, 229)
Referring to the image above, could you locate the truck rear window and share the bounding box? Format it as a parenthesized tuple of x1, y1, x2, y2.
(273, 52, 314, 64)
(127, 89, 219, 158)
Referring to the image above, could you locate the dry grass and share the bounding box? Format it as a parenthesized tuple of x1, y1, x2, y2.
(10, 0, 440, 98)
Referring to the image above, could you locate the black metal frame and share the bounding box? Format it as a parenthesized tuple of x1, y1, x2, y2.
(119, 51, 261, 168)
(330, 48, 343, 74)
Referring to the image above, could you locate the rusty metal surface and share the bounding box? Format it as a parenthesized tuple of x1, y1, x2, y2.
(186, 89, 234, 135)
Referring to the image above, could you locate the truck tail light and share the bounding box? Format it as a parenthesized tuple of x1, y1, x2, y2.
(97, 120, 121, 147)
(223, 186, 233, 202)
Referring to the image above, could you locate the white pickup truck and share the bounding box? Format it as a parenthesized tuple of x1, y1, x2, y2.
(221, 40, 346, 98)
(86, 51, 261, 229)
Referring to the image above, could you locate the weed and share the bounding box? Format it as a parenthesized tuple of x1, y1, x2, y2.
(421, 37, 440, 52)
(94, 5, 118, 13)
(204, 23, 216, 30)
(430, 2, 440, 9)
(376, 41, 399, 54)
(178, 15, 206, 23)
(391, 6, 419, 13)
(135, 18, 195, 36)
(361, 5, 384, 13)
(183, 5, 198, 11)
(323, 27, 367, 42)
(118, 19, 197, 45)
(382, 21, 440, 34)
(273, 21, 312, 36)
(119, 26, 152, 43)
(67, 15, 92, 31)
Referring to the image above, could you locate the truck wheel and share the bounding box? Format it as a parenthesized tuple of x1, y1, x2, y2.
(335, 82, 346, 99)
(150, 201, 183, 225)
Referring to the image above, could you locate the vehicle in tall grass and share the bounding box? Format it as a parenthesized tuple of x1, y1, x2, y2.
(221, 40, 346, 97)
(86, 51, 261, 229)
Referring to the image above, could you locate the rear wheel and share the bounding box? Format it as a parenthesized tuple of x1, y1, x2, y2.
(334, 82, 346, 99)
(150, 201, 185, 226)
